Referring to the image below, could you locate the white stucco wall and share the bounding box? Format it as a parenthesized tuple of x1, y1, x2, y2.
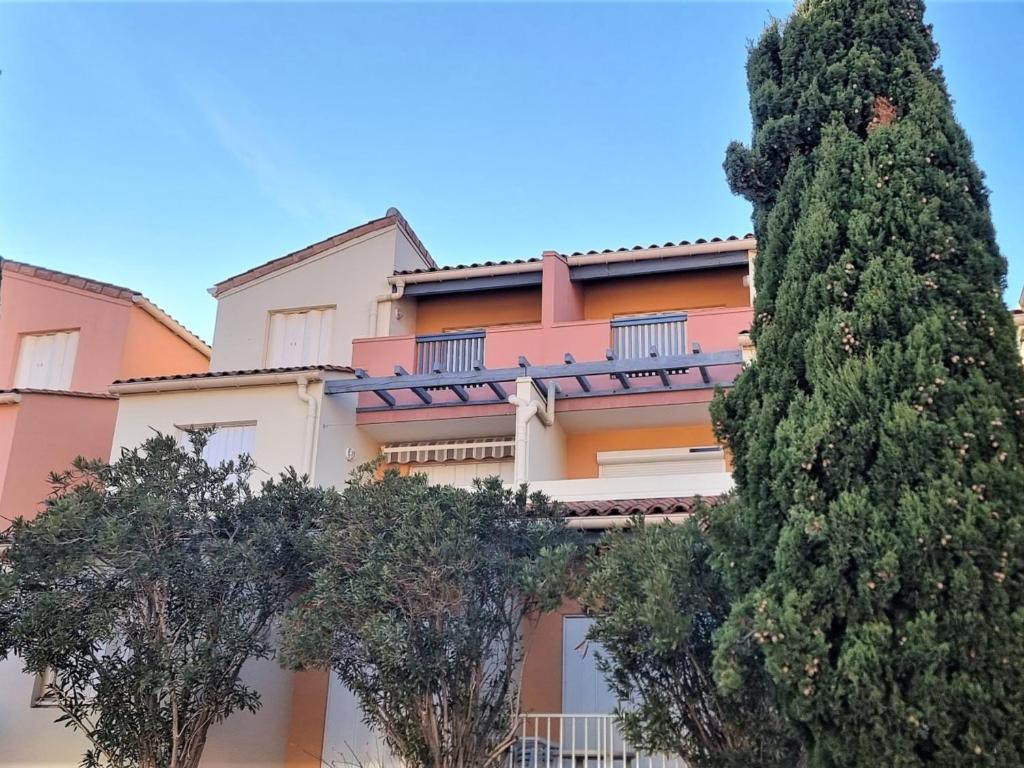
(314, 391, 381, 489)
(0, 658, 89, 768)
(110, 382, 322, 481)
(0, 381, 331, 768)
(209, 228, 401, 373)
(0, 654, 292, 768)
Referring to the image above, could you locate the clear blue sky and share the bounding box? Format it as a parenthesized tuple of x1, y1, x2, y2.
(1, 2, 1021, 342)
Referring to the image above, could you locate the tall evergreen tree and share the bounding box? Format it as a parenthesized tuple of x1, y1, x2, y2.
(711, 1, 1024, 765)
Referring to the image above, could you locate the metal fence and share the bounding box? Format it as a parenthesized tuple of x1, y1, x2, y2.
(506, 714, 686, 768)
(610, 313, 687, 360)
(415, 330, 486, 374)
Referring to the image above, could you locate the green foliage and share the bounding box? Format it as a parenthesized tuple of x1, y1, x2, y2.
(713, 1, 1024, 765)
(0, 432, 333, 768)
(580, 514, 802, 768)
(280, 466, 581, 768)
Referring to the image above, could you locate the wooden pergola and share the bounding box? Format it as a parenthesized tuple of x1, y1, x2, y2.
(325, 345, 743, 411)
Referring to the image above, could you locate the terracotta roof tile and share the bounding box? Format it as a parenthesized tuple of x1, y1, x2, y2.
(395, 257, 542, 276)
(210, 208, 435, 297)
(1, 258, 210, 352)
(561, 496, 720, 518)
(0, 388, 118, 400)
(112, 365, 352, 386)
(393, 233, 755, 276)
(2, 259, 139, 301)
(560, 233, 755, 258)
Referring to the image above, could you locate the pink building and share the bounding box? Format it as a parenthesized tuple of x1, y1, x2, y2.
(0, 260, 210, 525)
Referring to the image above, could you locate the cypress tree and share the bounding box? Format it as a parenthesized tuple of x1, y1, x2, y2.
(710, 1, 1024, 765)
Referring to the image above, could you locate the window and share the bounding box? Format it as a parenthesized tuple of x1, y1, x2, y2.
(382, 438, 515, 488)
(30, 668, 58, 708)
(266, 308, 335, 368)
(596, 446, 726, 479)
(410, 460, 514, 487)
(14, 330, 79, 390)
(178, 423, 256, 467)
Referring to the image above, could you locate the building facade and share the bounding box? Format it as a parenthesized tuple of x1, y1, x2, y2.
(100, 209, 756, 768)
(0, 259, 211, 767)
(3, 211, 755, 767)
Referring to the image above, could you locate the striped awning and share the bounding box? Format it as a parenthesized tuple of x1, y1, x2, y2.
(382, 437, 515, 464)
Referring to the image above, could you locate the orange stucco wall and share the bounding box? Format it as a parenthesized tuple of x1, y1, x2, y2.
(564, 425, 720, 478)
(582, 266, 749, 320)
(284, 669, 329, 768)
(415, 288, 542, 335)
(0, 393, 118, 524)
(0, 272, 131, 393)
(118, 306, 209, 381)
(521, 599, 581, 715)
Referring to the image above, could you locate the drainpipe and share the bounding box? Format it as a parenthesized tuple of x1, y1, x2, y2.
(507, 381, 556, 484)
(369, 280, 406, 337)
(295, 376, 319, 478)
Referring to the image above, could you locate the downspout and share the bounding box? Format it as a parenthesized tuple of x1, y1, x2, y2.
(295, 376, 319, 478)
(507, 382, 556, 484)
(369, 280, 406, 337)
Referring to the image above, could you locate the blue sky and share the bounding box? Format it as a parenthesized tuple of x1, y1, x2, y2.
(1, 2, 1021, 342)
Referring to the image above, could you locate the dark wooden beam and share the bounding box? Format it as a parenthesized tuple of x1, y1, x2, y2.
(355, 368, 396, 407)
(473, 363, 508, 401)
(564, 353, 591, 392)
(605, 349, 630, 390)
(394, 365, 432, 404)
(326, 349, 742, 396)
(692, 342, 711, 384)
(649, 346, 671, 387)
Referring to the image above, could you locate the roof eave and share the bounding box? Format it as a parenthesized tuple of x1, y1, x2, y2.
(132, 297, 211, 357)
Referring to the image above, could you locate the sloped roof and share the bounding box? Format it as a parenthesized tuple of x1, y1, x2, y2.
(393, 233, 755, 276)
(395, 257, 542, 276)
(210, 207, 435, 297)
(560, 233, 754, 258)
(560, 496, 720, 518)
(1, 259, 210, 356)
(112, 365, 352, 386)
(0, 388, 118, 400)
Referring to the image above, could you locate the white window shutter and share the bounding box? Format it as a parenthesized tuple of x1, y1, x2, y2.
(267, 309, 334, 367)
(179, 424, 256, 467)
(15, 330, 79, 390)
(596, 447, 726, 479)
(413, 459, 513, 488)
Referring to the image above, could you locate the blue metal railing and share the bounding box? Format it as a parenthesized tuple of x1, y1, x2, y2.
(415, 330, 486, 374)
(611, 313, 687, 360)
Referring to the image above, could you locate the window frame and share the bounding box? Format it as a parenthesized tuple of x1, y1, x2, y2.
(263, 305, 337, 369)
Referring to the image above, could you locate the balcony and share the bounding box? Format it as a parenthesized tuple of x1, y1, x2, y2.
(415, 330, 486, 374)
(506, 713, 684, 768)
(349, 308, 751, 388)
(610, 313, 687, 360)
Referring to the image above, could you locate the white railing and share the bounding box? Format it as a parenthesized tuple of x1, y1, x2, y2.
(506, 714, 685, 768)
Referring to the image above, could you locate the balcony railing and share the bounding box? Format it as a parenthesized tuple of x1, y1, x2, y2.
(611, 314, 687, 360)
(506, 714, 684, 768)
(415, 330, 486, 374)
